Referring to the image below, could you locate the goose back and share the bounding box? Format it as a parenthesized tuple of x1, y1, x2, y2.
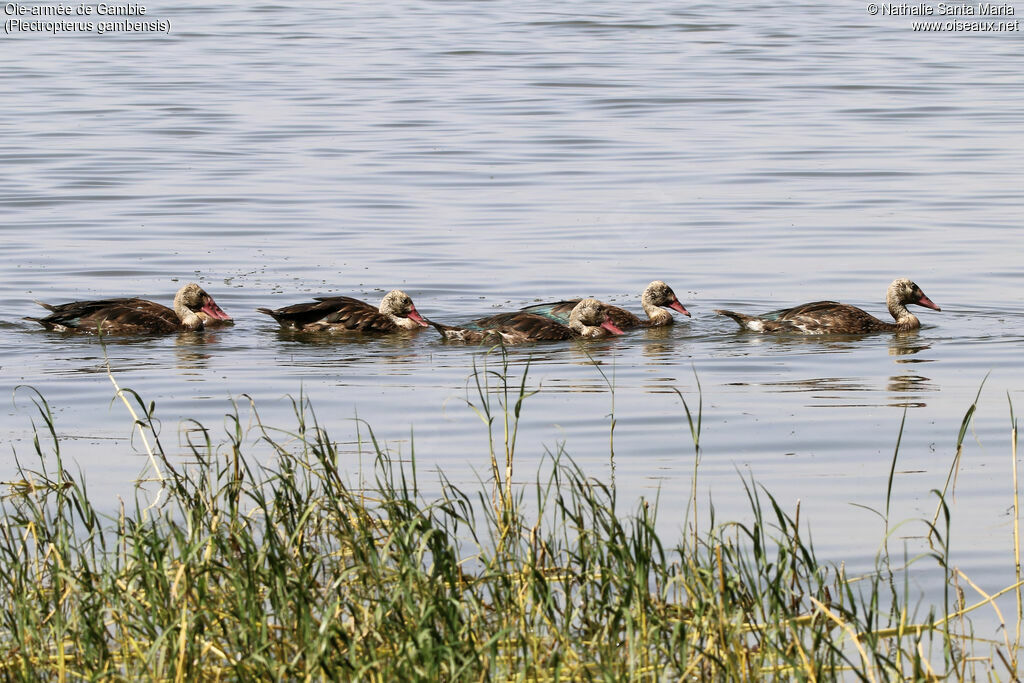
(715, 279, 940, 335)
(25, 283, 231, 335)
(257, 290, 428, 333)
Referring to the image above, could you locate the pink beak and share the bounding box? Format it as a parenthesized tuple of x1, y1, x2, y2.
(407, 305, 429, 327)
(202, 298, 232, 320)
(669, 300, 691, 317)
(916, 293, 941, 311)
(601, 319, 624, 335)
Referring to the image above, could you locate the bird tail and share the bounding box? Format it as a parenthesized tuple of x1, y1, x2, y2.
(430, 321, 457, 338)
(714, 309, 748, 325)
(716, 309, 767, 330)
(256, 307, 284, 322)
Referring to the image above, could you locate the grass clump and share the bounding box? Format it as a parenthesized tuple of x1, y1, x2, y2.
(0, 358, 1020, 680)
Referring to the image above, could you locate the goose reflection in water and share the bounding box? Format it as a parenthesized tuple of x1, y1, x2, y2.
(173, 329, 224, 372)
(718, 332, 867, 356)
(888, 334, 933, 360)
(641, 339, 675, 364)
(760, 377, 872, 394)
(887, 373, 935, 397)
(266, 326, 420, 353)
(636, 321, 693, 364)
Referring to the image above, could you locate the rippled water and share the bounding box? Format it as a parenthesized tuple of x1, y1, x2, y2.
(3, 0, 1023, 639)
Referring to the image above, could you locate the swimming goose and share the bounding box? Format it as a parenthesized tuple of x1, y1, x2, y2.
(257, 289, 428, 333)
(521, 280, 690, 329)
(715, 278, 940, 334)
(433, 298, 624, 344)
(25, 283, 232, 334)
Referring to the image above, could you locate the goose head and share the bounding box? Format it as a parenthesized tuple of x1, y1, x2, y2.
(569, 298, 625, 337)
(888, 278, 940, 312)
(379, 289, 429, 330)
(174, 283, 231, 330)
(642, 280, 691, 317)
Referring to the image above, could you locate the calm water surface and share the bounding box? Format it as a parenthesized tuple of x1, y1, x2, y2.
(2, 0, 1023, 642)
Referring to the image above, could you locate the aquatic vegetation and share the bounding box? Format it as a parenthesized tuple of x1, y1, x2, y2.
(0, 357, 1019, 680)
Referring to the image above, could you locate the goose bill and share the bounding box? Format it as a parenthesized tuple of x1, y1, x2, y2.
(202, 299, 232, 320)
(407, 306, 429, 327)
(669, 300, 691, 317)
(601, 319, 624, 335)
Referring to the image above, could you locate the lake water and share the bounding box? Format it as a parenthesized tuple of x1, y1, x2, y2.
(2, 0, 1023, 644)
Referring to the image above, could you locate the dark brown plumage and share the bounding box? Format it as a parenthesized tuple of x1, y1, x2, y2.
(521, 280, 690, 329)
(257, 289, 428, 333)
(433, 298, 624, 344)
(715, 278, 941, 335)
(25, 283, 231, 335)
(434, 312, 574, 344)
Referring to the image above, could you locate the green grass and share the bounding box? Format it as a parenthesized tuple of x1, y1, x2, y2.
(0, 353, 1020, 680)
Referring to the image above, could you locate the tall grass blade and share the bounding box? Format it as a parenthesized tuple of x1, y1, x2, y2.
(930, 374, 988, 547)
